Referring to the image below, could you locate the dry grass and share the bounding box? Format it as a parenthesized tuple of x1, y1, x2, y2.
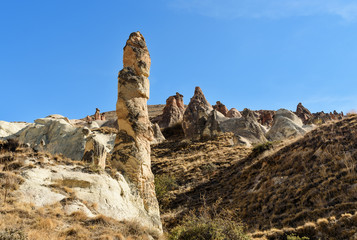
(153, 116, 357, 238)
(0, 139, 163, 240)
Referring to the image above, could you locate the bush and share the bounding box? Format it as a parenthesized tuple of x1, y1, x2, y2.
(0, 228, 27, 240)
(154, 174, 178, 209)
(251, 142, 273, 158)
(169, 203, 251, 240)
(287, 234, 309, 240)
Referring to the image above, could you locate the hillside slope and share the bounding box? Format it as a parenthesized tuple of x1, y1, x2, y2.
(153, 116, 357, 239)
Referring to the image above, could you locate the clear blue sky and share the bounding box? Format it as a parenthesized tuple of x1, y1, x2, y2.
(2, 0, 357, 122)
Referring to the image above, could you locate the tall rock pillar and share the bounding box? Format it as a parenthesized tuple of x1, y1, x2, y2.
(111, 32, 160, 229)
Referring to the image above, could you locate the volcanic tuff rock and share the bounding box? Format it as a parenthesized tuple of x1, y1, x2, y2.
(219, 108, 267, 146)
(295, 102, 312, 124)
(17, 115, 115, 161)
(151, 123, 166, 144)
(0, 121, 31, 139)
(202, 110, 228, 138)
(153, 92, 185, 128)
(110, 32, 161, 230)
(256, 110, 275, 127)
(309, 110, 344, 125)
(182, 87, 213, 139)
(226, 108, 242, 118)
(82, 136, 107, 169)
(266, 108, 308, 141)
(213, 101, 229, 116)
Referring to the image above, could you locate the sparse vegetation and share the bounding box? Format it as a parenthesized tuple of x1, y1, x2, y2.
(0, 228, 27, 240)
(251, 141, 273, 158)
(286, 234, 309, 240)
(169, 202, 251, 240)
(155, 174, 178, 210)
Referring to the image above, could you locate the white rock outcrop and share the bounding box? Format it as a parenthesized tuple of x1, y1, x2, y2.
(0, 121, 31, 139)
(17, 115, 115, 161)
(16, 161, 160, 231)
(266, 109, 307, 141)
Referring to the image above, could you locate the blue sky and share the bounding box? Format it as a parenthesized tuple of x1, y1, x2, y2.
(1, 0, 357, 122)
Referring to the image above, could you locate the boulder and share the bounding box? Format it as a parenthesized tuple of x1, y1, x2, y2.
(227, 108, 242, 118)
(266, 109, 306, 141)
(213, 101, 229, 116)
(295, 103, 312, 124)
(219, 108, 267, 146)
(153, 92, 185, 128)
(182, 87, 213, 139)
(110, 32, 161, 231)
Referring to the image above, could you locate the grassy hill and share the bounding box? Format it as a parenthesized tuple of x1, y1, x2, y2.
(152, 115, 357, 239)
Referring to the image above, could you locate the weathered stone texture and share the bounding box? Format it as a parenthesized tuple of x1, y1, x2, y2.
(110, 32, 161, 230)
(182, 87, 213, 139)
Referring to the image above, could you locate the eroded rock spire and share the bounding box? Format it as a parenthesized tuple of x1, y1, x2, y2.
(111, 32, 161, 229)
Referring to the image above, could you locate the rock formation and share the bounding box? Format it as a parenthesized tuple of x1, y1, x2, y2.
(110, 32, 161, 230)
(17, 115, 115, 161)
(0, 121, 31, 139)
(182, 87, 213, 139)
(213, 101, 229, 116)
(256, 110, 275, 127)
(151, 123, 166, 144)
(266, 109, 307, 141)
(94, 108, 101, 120)
(82, 136, 107, 169)
(295, 103, 312, 124)
(308, 111, 344, 124)
(219, 108, 267, 146)
(227, 108, 242, 118)
(202, 110, 228, 138)
(153, 92, 185, 128)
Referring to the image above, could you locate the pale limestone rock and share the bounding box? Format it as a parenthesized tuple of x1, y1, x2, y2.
(151, 123, 165, 144)
(111, 32, 161, 230)
(18, 116, 115, 162)
(219, 108, 267, 145)
(63, 200, 95, 217)
(15, 162, 161, 232)
(266, 109, 307, 141)
(227, 108, 242, 118)
(0, 121, 32, 139)
(82, 136, 107, 169)
(202, 110, 228, 138)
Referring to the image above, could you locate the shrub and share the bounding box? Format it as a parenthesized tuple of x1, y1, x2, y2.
(154, 174, 178, 209)
(251, 142, 273, 158)
(0, 228, 27, 240)
(169, 203, 251, 240)
(286, 234, 309, 240)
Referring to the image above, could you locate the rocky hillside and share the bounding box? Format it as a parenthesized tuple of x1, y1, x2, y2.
(0, 141, 162, 240)
(152, 115, 357, 239)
